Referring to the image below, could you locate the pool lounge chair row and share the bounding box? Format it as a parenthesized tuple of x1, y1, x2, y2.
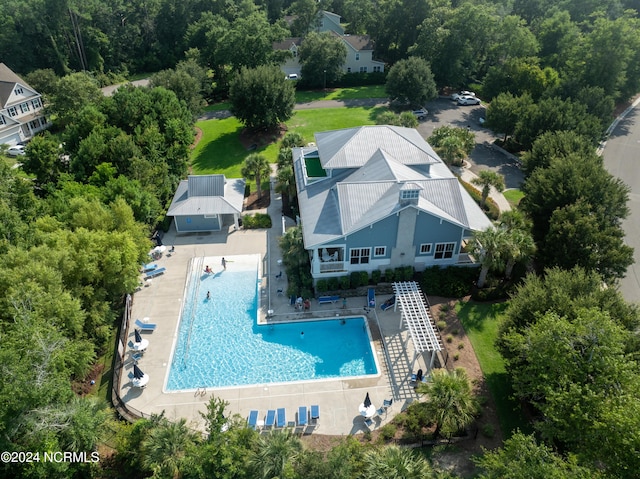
(144, 267, 166, 279)
(248, 405, 320, 431)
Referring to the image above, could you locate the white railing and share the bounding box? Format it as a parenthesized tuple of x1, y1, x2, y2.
(318, 261, 346, 273)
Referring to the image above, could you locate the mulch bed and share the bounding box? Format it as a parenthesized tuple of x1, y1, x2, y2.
(244, 191, 270, 210)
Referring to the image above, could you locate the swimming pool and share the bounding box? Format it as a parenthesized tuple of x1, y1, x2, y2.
(165, 255, 379, 391)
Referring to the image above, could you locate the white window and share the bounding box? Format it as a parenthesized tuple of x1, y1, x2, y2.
(350, 247, 370, 264)
(355, 53, 360, 61)
(419, 243, 432, 254)
(14, 87, 23, 95)
(0, 115, 5, 125)
(31, 98, 42, 109)
(19, 102, 30, 113)
(8, 107, 17, 117)
(374, 246, 386, 257)
(401, 189, 419, 200)
(434, 242, 456, 259)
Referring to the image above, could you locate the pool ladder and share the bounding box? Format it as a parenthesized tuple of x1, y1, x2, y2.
(184, 257, 204, 364)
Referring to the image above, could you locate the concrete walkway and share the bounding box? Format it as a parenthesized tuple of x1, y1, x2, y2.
(453, 163, 512, 213)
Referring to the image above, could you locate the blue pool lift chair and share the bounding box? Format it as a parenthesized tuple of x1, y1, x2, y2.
(248, 410, 259, 430)
(310, 405, 320, 424)
(265, 409, 276, 429)
(276, 408, 286, 428)
(297, 406, 308, 428)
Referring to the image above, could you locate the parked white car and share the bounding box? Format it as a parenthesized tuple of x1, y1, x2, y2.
(411, 108, 428, 120)
(285, 73, 299, 80)
(6, 145, 26, 156)
(451, 90, 475, 101)
(457, 95, 481, 106)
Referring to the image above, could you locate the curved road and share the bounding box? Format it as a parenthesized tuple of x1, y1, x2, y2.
(602, 99, 640, 303)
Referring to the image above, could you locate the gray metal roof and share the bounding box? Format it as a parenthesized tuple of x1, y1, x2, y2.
(294, 126, 492, 248)
(315, 126, 440, 169)
(167, 175, 245, 217)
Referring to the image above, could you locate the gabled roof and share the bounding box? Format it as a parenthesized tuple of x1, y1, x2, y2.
(167, 175, 245, 217)
(273, 38, 302, 50)
(332, 31, 376, 51)
(315, 126, 440, 169)
(294, 126, 492, 248)
(0, 63, 35, 109)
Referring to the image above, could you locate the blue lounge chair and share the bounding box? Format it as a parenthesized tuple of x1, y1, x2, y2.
(135, 319, 157, 331)
(367, 288, 375, 308)
(276, 408, 286, 428)
(382, 398, 393, 410)
(318, 295, 340, 305)
(310, 405, 320, 424)
(380, 295, 395, 311)
(265, 409, 276, 428)
(248, 410, 259, 430)
(298, 406, 308, 427)
(141, 263, 157, 272)
(364, 417, 374, 429)
(144, 267, 166, 279)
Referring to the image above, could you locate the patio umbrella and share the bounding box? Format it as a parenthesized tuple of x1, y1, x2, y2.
(133, 364, 145, 380)
(134, 329, 142, 343)
(364, 392, 371, 408)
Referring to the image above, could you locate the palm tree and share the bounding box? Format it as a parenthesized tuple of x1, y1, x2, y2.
(417, 368, 479, 439)
(241, 153, 272, 199)
(470, 226, 508, 288)
(362, 445, 433, 478)
(437, 135, 467, 166)
(472, 170, 505, 208)
(249, 429, 303, 479)
(142, 418, 199, 479)
(276, 164, 296, 215)
(503, 228, 536, 278)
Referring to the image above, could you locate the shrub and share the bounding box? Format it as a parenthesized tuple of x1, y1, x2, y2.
(460, 178, 500, 220)
(244, 183, 251, 197)
(327, 277, 340, 291)
(451, 328, 459, 336)
(385, 268, 396, 282)
(315, 279, 328, 293)
(420, 265, 477, 297)
(281, 132, 305, 148)
(395, 402, 430, 436)
(339, 275, 350, 290)
(453, 353, 460, 361)
(371, 269, 382, 284)
(446, 335, 453, 343)
(436, 321, 446, 330)
(378, 423, 397, 442)
(457, 343, 464, 350)
(241, 213, 272, 229)
(350, 271, 364, 288)
(441, 303, 450, 312)
(471, 282, 512, 301)
(481, 423, 495, 438)
(439, 310, 447, 320)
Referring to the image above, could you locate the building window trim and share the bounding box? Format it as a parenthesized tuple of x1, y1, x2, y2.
(350, 247, 371, 265)
(434, 242, 456, 260)
(419, 243, 432, 255)
(373, 246, 386, 257)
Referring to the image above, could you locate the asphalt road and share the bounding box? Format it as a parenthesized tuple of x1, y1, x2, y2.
(602, 102, 640, 303)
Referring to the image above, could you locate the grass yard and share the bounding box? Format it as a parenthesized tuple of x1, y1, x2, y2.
(203, 102, 232, 112)
(295, 85, 387, 103)
(503, 189, 525, 208)
(455, 300, 531, 438)
(191, 106, 385, 175)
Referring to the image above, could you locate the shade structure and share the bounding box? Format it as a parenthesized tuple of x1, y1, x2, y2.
(153, 245, 167, 253)
(364, 392, 371, 408)
(359, 403, 377, 418)
(133, 364, 145, 379)
(132, 374, 149, 388)
(134, 329, 142, 343)
(133, 338, 149, 351)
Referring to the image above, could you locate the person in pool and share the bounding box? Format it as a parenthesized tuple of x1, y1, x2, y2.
(206, 291, 211, 300)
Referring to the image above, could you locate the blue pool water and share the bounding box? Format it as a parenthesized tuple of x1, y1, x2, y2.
(165, 257, 378, 391)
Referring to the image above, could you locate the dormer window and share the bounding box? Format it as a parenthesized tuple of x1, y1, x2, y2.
(14, 86, 23, 95)
(400, 189, 419, 201)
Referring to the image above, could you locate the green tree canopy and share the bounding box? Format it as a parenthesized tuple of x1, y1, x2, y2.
(229, 65, 296, 131)
(385, 56, 437, 106)
(298, 32, 348, 89)
(241, 153, 271, 198)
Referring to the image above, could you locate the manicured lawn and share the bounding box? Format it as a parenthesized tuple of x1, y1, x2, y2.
(295, 85, 387, 103)
(203, 102, 232, 112)
(503, 188, 525, 208)
(455, 300, 531, 438)
(191, 106, 385, 175)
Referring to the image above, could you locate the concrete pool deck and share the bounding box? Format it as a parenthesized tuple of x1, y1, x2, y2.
(120, 184, 429, 435)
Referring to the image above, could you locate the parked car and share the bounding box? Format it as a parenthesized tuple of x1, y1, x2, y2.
(457, 95, 481, 106)
(411, 108, 428, 120)
(6, 145, 26, 156)
(285, 73, 299, 80)
(450, 90, 475, 101)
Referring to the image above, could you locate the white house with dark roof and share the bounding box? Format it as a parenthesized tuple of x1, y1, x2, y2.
(0, 63, 50, 146)
(274, 11, 384, 77)
(167, 175, 246, 233)
(292, 126, 492, 279)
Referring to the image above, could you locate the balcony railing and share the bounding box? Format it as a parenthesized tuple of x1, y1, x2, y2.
(319, 261, 346, 273)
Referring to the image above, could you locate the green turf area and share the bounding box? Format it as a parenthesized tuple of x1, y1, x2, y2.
(191, 106, 384, 175)
(455, 300, 531, 438)
(503, 189, 525, 208)
(305, 157, 326, 177)
(203, 102, 232, 112)
(295, 85, 387, 103)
